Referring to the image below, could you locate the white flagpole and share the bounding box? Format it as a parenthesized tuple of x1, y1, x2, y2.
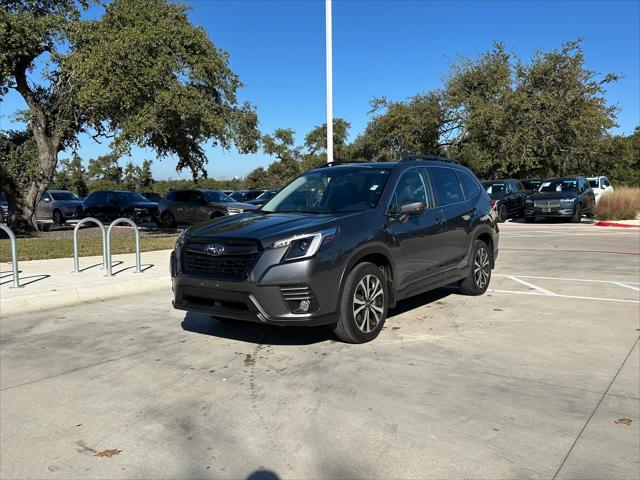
(325, 0, 333, 164)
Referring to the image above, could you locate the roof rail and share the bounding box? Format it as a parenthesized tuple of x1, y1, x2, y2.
(400, 154, 460, 164)
(317, 160, 373, 168)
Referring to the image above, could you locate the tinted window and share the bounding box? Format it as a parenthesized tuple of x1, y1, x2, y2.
(172, 191, 190, 202)
(589, 179, 599, 188)
(457, 171, 480, 199)
(431, 167, 464, 206)
(165, 192, 177, 201)
(539, 179, 577, 192)
(202, 190, 235, 203)
(88, 192, 107, 203)
(482, 182, 506, 195)
(50, 191, 79, 201)
(389, 168, 433, 213)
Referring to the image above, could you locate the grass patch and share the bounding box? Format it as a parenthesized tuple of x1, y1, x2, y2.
(595, 187, 640, 220)
(0, 235, 178, 262)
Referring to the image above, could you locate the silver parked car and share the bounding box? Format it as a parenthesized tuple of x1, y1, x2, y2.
(158, 189, 257, 227)
(36, 190, 84, 230)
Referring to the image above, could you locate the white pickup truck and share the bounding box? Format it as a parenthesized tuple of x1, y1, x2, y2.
(588, 176, 614, 204)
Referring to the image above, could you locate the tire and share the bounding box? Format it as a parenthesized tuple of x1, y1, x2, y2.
(497, 204, 507, 223)
(458, 240, 492, 296)
(53, 209, 65, 225)
(570, 205, 582, 223)
(37, 222, 52, 232)
(161, 211, 176, 228)
(332, 262, 388, 344)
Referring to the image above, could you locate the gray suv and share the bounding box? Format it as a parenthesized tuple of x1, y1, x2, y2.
(36, 190, 84, 230)
(171, 157, 499, 343)
(159, 189, 257, 227)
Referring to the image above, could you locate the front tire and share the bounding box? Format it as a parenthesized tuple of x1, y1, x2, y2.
(459, 240, 492, 296)
(53, 209, 65, 225)
(161, 211, 176, 228)
(333, 262, 388, 344)
(497, 204, 507, 223)
(571, 205, 582, 223)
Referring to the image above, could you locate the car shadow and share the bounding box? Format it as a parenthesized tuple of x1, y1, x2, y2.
(181, 286, 459, 345)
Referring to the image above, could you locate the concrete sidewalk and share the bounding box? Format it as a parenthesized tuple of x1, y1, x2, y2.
(0, 249, 172, 316)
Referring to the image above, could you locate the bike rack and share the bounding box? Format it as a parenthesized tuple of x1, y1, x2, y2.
(0, 224, 22, 288)
(72, 218, 108, 273)
(106, 218, 142, 277)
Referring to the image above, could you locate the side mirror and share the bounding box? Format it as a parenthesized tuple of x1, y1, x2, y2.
(399, 200, 426, 215)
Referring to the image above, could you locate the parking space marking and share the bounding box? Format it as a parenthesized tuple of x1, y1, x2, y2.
(501, 247, 640, 256)
(609, 281, 640, 292)
(494, 274, 640, 286)
(505, 275, 557, 296)
(490, 289, 640, 304)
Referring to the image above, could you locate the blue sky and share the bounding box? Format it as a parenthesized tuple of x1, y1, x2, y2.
(1, 0, 638, 180)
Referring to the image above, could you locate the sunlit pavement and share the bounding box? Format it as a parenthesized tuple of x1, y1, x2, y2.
(1, 222, 638, 479)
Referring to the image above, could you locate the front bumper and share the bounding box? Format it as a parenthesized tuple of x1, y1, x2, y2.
(525, 206, 575, 218)
(171, 248, 340, 326)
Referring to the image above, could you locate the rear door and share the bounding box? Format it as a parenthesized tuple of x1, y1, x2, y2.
(429, 166, 471, 268)
(172, 191, 192, 223)
(36, 191, 53, 220)
(385, 167, 447, 294)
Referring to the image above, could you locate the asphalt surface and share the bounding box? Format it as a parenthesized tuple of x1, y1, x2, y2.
(1, 221, 639, 479)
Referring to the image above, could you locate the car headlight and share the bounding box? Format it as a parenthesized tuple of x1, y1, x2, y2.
(227, 208, 243, 215)
(560, 198, 576, 203)
(269, 227, 338, 261)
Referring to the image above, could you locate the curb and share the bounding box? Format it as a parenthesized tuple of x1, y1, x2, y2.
(594, 221, 640, 228)
(1, 275, 171, 317)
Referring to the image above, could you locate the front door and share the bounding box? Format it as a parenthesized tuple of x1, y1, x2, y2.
(385, 167, 447, 295)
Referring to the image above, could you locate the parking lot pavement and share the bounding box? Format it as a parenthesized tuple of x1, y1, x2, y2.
(1, 223, 638, 479)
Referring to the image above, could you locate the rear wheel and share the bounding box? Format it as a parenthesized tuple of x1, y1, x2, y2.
(459, 240, 492, 296)
(333, 262, 388, 344)
(571, 205, 582, 223)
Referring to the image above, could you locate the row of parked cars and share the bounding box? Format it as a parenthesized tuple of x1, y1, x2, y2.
(481, 175, 613, 223)
(0, 189, 278, 229)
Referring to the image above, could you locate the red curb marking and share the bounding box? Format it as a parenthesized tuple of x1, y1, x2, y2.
(594, 221, 640, 228)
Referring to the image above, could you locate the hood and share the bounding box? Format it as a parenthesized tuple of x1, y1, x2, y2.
(529, 191, 578, 201)
(130, 201, 159, 209)
(56, 199, 84, 208)
(187, 212, 344, 247)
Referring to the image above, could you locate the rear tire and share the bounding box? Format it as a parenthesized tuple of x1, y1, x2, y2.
(497, 204, 507, 223)
(332, 262, 388, 344)
(459, 240, 492, 296)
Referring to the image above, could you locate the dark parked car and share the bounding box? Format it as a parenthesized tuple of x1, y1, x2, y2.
(83, 191, 160, 224)
(171, 156, 499, 344)
(35, 190, 84, 230)
(481, 179, 527, 222)
(521, 179, 543, 196)
(524, 176, 595, 223)
(141, 192, 163, 203)
(159, 189, 257, 227)
(0, 193, 7, 223)
(245, 190, 278, 206)
(230, 190, 264, 202)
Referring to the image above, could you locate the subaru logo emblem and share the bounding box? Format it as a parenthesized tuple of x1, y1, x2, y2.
(206, 244, 225, 256)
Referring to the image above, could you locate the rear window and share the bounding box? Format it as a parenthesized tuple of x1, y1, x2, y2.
(430, 167, 464, 206)
(456, 171, 480, 199)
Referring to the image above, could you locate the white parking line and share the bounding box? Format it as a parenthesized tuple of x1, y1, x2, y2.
(494, 274, 640, 285)
(490, 289, 640, 304)
(504, 275, 557, 296)
(609, 282, 640, 292)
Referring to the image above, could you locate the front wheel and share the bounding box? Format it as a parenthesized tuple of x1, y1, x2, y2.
(53, 209, 65, 225)
(333, 262, 388, 344)
(161, 211, 176, 228)
(459, 240, 492, 296)
(571, 205, 582, 223)
(497, 204, 507, 223)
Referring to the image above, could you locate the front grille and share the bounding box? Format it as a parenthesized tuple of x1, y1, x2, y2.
(182, 239, 261, 280)
(534, 199, 561, 208)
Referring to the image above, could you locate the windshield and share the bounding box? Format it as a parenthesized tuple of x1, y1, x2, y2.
(539, 179, 577, 193)
(50, 191, 79, 201)
(261, 167, 392, 214)
(588, 179, 599, 188)
(114, 192, 149, 202)
(203, 190, 235, 203)
(523, 180, 541, 190)
(483, 183, 505, 195)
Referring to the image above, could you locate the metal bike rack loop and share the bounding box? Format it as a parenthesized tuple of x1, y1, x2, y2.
(0, 224, 22, 288)
(72, 218, 108, 273)
(106, 218, 142, 277)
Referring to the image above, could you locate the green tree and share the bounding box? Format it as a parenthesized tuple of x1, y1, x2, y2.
(1, 0, 259, 231)
(52, 154, 88, 195)
(87, 152, 122, 184)
(138, 159, 154, 190)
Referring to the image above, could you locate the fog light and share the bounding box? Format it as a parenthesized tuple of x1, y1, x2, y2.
(299, 299, 310, 312)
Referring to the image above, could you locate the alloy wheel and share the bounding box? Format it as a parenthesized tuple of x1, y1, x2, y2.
(474, 247, 490, 289)
(352, 274, 384, 333)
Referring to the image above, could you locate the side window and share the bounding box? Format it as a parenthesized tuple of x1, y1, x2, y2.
(389, 168, 433, 213)
(174, 191, 189, 202)
(456, 171, 480, 200)
(516, 181, 525, 191)
(165, 192, 176, 201)
(601, 177, 609, 188)
(90, 192, 105, 204)
(430, 167, 464, 206)
(189, 191, 203, 204)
